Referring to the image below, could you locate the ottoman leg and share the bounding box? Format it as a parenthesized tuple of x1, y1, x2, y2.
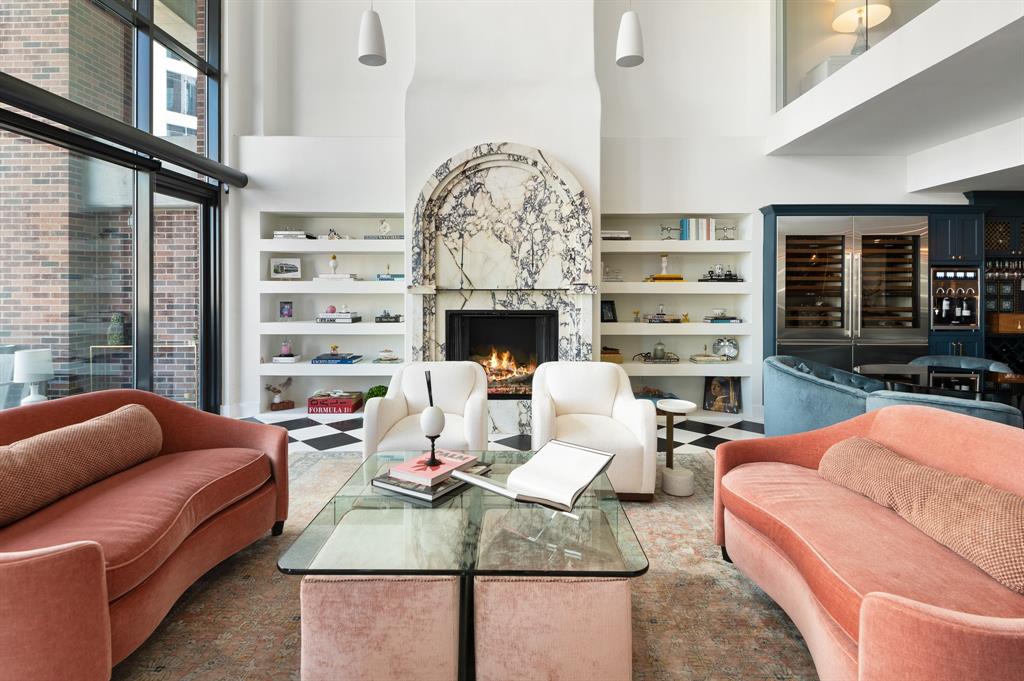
(301, 575, 460, 681)
(474, 577, 632, 681)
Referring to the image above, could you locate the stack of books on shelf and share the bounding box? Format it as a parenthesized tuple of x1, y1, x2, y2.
(311, 352, 363, 364)
(314, 273, 360, 282)
(316, 311, 363, 323)
(308, 390, 363, 414)
(371, 451, 491, 506)
(704, 314, 743, 324)
(601, 230, 631, 241)
(273, 230, 315, 240)
(602, 266, 624, 283)
(678, 218, 717, 241)
(363, 234, 403, 240)
(643, 273, 685, 282)
(271, 354, 301, 363)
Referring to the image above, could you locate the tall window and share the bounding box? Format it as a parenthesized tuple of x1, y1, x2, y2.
(0, 0, 225, 412)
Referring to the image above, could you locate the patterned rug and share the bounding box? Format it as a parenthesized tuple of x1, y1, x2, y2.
(111, 450, 817, 681)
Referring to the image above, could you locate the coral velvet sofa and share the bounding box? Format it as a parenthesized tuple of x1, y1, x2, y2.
(0, 390, 288, 681)
(714, 405, 1024, 681)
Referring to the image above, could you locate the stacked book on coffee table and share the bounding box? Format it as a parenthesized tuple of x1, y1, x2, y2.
(371, 451, 491, 506)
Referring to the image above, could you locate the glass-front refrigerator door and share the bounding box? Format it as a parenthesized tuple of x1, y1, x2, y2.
(777, 216, 853, 342)
(853, 216, 929, 344)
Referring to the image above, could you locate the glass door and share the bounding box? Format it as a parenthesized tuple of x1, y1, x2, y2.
(854, 216, 929, 343)
(776, 216, 853, 341)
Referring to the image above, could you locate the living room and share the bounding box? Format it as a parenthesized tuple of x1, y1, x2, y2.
(1, 1, 1023, 680)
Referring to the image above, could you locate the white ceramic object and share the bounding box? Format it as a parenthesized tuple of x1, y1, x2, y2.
(662, 465, 695, 497)
(420, 405, 445, 438)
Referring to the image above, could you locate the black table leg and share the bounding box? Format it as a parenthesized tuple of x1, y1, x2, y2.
(458, 574, 475, 681)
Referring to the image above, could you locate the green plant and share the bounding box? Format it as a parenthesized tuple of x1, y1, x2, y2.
(365, 385, 388, 400)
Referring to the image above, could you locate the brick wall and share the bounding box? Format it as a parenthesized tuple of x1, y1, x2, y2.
(154, 205, 200, 404)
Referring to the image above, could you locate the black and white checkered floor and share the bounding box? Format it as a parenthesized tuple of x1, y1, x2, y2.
(243, 408, 764, 455)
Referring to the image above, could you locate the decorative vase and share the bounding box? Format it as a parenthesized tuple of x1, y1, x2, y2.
(420, 406, 445, 466)
(107, 313, 126, 346)
(273, 393, 282, 404)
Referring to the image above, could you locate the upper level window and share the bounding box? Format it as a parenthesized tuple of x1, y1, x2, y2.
(166, 72, 197, 116)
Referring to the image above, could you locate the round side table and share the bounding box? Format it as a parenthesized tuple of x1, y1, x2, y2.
(656, 399, 698, 497)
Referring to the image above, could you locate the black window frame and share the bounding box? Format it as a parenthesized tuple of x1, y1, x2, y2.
(0, 0, 230, 412)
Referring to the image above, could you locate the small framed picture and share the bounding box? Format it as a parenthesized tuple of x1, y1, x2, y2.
(600, 300, 618, 322)
(704, 376, 741, 414)
(999, 297, 1014, 312)
(985, 298, 997, 312)
(278, 300, 294, 320)
(999, 282, 1014, 296)
(270, 257, 302, 280)
(985, 283, 997, 296)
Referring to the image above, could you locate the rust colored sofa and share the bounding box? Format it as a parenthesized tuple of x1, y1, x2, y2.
(0, 390, 288, 681)
(714, 405, 1024, 681)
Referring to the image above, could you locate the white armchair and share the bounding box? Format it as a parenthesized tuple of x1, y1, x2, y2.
(531, 361, 656, 498)
(362, 361, 489, 460)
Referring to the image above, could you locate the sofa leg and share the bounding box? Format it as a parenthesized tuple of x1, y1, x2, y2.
(272, 521, 284, 536)
(721, 545, 732, 563)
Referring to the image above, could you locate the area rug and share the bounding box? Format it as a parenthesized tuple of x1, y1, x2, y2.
(111, 450, 817, 681)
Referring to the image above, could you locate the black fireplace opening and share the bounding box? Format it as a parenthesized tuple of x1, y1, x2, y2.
(445, 310, 558, 399)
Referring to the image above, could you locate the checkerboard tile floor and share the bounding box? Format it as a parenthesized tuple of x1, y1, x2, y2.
(244, 408, 764, 455)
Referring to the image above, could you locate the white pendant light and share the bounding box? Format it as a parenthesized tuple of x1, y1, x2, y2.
(358, 2, 387, 67)
(615, 3, 644, 68)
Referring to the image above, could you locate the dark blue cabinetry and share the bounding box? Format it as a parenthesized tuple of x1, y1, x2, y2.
(930, 214, 983, 263)
(929, 333, 983, 358)
(983, 216, 1024, 257)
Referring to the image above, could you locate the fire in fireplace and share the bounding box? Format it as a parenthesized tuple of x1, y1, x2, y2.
(445, 310, 558, 399)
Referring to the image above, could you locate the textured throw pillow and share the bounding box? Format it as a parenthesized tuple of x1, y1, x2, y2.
(0, 404, 163, 527)
(819, 436, 1024, 594)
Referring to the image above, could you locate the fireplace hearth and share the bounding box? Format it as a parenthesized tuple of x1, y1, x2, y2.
(445, 310, 558, 398)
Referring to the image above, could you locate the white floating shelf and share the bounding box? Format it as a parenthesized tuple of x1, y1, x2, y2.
(619, 362, 754, 377)
(258, 239, 404, 253)
(256, 281, 406, 294)
(259, 322, 405, 335)
(601, 322, 752, 336)
(600, 240, 753, 253)
(258, 362, 401, 376)
(600, 282, 752, 295)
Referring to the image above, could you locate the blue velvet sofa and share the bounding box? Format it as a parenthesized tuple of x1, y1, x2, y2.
(763, 355, 1023, 435)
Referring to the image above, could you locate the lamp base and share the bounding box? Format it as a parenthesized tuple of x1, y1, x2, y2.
(21, 383, 47, 405)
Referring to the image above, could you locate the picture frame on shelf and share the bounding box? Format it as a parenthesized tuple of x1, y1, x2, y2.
(704, 376, 741, 414)
(600, 300, 618, 322)
(278, 300, 294, 320)
(270, 257, 302, 280)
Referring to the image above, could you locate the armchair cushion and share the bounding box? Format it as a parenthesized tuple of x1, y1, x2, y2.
(720, 461, 1024, 643)
(377, 414, 470, 453)
(554, 414, 645, 492)
(399, 362, 480, 415)
(820, 437, 1024, 594)
(542, 362, 622, 417)
(0, 404, 162, 527)
(0, 447, 270, 600)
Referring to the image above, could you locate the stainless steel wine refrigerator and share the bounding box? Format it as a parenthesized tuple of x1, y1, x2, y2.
(773, 215, 929, 371)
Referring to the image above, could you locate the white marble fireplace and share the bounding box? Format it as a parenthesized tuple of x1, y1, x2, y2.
(407, 142, 595, 433)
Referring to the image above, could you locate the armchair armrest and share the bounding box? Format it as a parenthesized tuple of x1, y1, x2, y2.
(0, 542, 110, 681)
(612, 397, 657, 493)
(713, 411, 879, 545)
(859, 593, 1024, 681)
(463, 394, 489, 451)
(363, 395, 408, 459)
(530, 380, 557, 450)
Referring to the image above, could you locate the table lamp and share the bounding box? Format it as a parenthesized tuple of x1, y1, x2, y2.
(833, 0, 891, 56)
(13, 348, 54, 405)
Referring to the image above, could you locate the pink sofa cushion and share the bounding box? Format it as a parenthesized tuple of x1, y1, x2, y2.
(0, 404, 162, 527)
(820, 437, 1024, 594)
(720, 461, 1024, 642)
(0, 447, 270, 600)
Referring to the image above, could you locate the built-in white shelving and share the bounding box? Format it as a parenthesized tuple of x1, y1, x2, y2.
(601, 240, 753, 253)
(258, 322, 405, 336)
(258, 239, 404, 253)
(600, 282, 752, 295)
(619, 362, 754, 377)
(601, 322, 752, 336)
(256, 280, 406, 295)
(258, 362, 401, 377)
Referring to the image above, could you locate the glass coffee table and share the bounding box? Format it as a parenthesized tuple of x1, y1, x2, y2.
(279, 450, 648, 679)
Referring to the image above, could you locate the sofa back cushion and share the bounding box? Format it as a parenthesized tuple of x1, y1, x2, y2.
(866, 405, 1024, 497)
(0, 404, 163, 527)
(819, 436, 1024, 594)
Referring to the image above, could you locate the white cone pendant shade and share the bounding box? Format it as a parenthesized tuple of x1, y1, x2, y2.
(616, 10, 644, 68)
(358, 9, 387, 66)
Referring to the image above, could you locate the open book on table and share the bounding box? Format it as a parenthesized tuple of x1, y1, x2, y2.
(451, 440, 614, 512)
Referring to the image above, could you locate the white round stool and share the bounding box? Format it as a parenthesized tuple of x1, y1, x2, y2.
(656, 398, 698, 497)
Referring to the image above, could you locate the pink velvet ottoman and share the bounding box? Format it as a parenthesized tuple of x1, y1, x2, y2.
(300, 575, 460, 681)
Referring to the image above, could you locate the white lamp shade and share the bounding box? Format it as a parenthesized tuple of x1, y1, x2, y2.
(13, 348, 54, 383)
(358, 9, 387, 66)
(832, 0, 891, 33)
(615, 10, 644, 68)
(420, 406, 445, 439)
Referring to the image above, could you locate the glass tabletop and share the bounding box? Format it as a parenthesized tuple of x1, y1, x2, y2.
(278, 450, 649, 577)
(855, 363, 1024, 402)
